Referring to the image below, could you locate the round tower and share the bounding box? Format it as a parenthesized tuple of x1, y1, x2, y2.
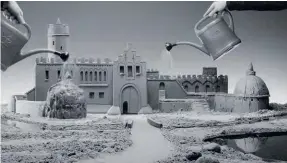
(47, 18, 70, 60)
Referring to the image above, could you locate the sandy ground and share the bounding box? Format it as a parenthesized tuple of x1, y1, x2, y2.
(1, 113, 132, 163)
(149, 110, 287, 163)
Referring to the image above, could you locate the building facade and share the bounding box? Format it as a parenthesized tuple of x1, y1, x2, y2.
(24, 19, 269, 114)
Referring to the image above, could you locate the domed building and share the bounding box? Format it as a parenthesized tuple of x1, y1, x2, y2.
(233, 63, 270, 113)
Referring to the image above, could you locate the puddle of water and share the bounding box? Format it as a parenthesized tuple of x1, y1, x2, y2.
(227, 135, 287, 161)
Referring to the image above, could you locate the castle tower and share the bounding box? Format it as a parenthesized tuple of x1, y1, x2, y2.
(47, 18, 70, 60)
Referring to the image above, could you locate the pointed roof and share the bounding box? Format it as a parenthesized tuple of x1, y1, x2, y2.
(56, 18, 61, 24)
(246, 62, 256, 76)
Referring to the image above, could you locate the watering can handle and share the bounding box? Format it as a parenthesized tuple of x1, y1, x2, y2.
(22, 22, 31, 40)
(221, 10, 234, 31)
(195, 9, 235, 34)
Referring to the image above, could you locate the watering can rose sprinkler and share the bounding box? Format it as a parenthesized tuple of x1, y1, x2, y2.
(1, 13, 69, 71)
(165, 10, 241, 60)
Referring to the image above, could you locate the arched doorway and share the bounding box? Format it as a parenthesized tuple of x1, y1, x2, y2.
(123, 101, 128, 114)
(121, 86, 139, 114)
(159, 82, 165, 90)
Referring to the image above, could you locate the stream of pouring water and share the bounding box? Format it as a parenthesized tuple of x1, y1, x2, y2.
(159, 49, 174, 75)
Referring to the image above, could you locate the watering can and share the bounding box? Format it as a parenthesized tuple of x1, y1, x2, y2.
(1, 13, 69, 71)
(165, 10, 241, 60)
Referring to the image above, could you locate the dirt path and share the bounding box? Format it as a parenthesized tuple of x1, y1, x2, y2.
(81, 115, 174, 163)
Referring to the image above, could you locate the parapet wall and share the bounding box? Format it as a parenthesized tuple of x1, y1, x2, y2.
(147, 74, 228, 83)
(36, 57, 113, 66)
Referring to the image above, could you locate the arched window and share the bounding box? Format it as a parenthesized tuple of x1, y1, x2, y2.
(195, 85, 199, 93)
(104, 71, 107, 81)
(90, 71, 93, 81)
(80, 71, 83, 81)
(184, 85, 188, 91)
(205, 85, 210, 93)
(94, 71, 97, 81)
(99, 71, 102, 81)
(159, 82, 165, 90)
(85, 71, 88, 81)
(60, 46, 63, 50)
(53, 41, 55, 45)
(216, 86, 220, 92)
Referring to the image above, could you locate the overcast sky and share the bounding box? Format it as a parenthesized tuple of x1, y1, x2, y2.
(1, 1, 287, 104)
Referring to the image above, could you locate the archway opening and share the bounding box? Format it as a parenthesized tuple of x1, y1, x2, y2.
(159, 82, 165, 90)
(123, 101, 128, 114)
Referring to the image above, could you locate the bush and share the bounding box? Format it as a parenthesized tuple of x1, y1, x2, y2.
(269, 103, 287, 111)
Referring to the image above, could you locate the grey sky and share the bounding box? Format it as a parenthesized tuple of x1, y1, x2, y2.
(1, 1, 287, 104)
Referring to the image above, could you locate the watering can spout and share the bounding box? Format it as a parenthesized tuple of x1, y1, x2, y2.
(12, 49, 69, 66)
(165, 42, 210, 56)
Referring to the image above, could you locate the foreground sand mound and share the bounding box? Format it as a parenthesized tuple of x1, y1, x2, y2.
(42, 74, 87, 119)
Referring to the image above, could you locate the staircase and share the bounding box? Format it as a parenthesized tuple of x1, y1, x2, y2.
(191, 99, 210, 112)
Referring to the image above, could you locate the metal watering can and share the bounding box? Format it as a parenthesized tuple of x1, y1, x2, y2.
(165, 10, 241, 60)
(1, 13, 69, 71)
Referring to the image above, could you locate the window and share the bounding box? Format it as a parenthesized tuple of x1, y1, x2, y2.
(99, 92, 104, 98)
(80, 71, 83, 81)
(94, 71, 97, 81)
(205, 85, 210, 93)
(120, 66, 124, 74)
(45, 70, 49, 80)
(53, 41, 54, 45)
(71, 70, 73, 77)
(159, 82, 165, 90)
(128, 66, 133, 77)
(85, 71, 88, 81)
(99, 72, 102, 81)
(57, 70, 61, 80)
(60, 46, 63, 50)
(136, 66, 140, 74)
(90, 71, 93, 81)
(216, 86, 220, 92)
(104, 71, 107, 81)
(195, 85, 199, 93)
(184, 85, 188, 91)
(89, 92, 95, 99)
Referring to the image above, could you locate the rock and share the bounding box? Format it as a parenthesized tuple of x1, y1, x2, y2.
(203, 143, 221, 153)
(42, 77, 87, 119)
(186, 152, 202, 161)
(68, 152, 76, 156)
(107, 106, 121, 115)
(195, 156, 220, 163)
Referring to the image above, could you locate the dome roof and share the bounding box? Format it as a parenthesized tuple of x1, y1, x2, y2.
(233, 63, 269, 97)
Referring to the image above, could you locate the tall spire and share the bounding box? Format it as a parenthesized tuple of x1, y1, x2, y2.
(246, 62, 256, 76)
(56, 18, 61, 24)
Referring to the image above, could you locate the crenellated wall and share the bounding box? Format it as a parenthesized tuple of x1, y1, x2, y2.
(35, 56, 114, 107)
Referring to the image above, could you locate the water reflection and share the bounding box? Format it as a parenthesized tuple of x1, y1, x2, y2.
(235, 137, 268, 153)
(227, 135, 287, 161)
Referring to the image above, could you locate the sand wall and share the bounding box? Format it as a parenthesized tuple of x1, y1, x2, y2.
(15, 100, 45, 117)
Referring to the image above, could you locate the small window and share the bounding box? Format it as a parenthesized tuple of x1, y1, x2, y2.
(136, 66, 140, 73)
(80, 71, 83, 81)
(90, 71, 93, 81)
(120, 66, 124, 74)
(99, 92, 104, 98)
(85, 71, 88, 81)
(159, 82, 165, 90)
(71, 70, 73, 77)
(99, 71, 102, 81)
(57, 70, 61, 79)
(205, 85, 210, 93)
(60, 46, 63, 50)
(89, 92, 95, 99)
(94, 71, 97, 81)
(128, 66, 133, 77)
(184, 85, 188, 91)
(104, 71, 107, 81)
(195, 85, 199, 93)
(45, 70, 49, 80)
(53, 41, 55, 45)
